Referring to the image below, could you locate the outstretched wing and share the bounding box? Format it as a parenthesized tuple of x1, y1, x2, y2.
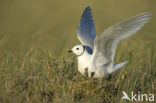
(77, 6, 96, 49)
(92, 12, 152, 65)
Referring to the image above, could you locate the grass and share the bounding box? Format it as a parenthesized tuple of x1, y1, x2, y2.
(0, 45, 155, 103)
(0, 0, 156, 103)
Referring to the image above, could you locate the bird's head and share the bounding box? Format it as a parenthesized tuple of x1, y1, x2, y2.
(68, 45, 85, 56)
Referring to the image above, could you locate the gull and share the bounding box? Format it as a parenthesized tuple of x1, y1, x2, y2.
(68, 6, 152, 78)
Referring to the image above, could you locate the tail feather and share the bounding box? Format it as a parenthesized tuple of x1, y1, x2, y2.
(113, 60, 128, 72)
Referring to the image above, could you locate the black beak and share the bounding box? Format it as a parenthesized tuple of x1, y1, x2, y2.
(68, 50, 72, 52)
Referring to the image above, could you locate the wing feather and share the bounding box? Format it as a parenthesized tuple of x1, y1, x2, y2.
(92, 12, 152, 65)
(77, 6, 96, 49)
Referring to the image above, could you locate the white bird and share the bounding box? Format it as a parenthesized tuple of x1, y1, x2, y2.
(68, 6, 152, 78)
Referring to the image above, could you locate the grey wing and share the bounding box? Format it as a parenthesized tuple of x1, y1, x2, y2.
(77, 6, 96, 49)
(92, 12, 152, 65)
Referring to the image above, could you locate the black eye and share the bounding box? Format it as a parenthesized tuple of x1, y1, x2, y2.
(76, 48, 79, 50)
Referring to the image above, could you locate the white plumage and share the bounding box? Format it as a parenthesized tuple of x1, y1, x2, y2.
(69, 6, 152, 78)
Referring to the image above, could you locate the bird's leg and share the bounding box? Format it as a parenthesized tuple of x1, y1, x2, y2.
(84, 68, 88, 77)
(91, 72, 95, 78)
(88, 72, 95, 81)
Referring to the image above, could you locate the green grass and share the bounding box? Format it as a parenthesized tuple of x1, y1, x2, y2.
(0, 0, 156, 103)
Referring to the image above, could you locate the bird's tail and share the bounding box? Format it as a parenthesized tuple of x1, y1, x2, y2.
(112, 60, 128, 72)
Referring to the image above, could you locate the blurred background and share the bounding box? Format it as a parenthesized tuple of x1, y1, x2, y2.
(0, 0, 155, 56)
